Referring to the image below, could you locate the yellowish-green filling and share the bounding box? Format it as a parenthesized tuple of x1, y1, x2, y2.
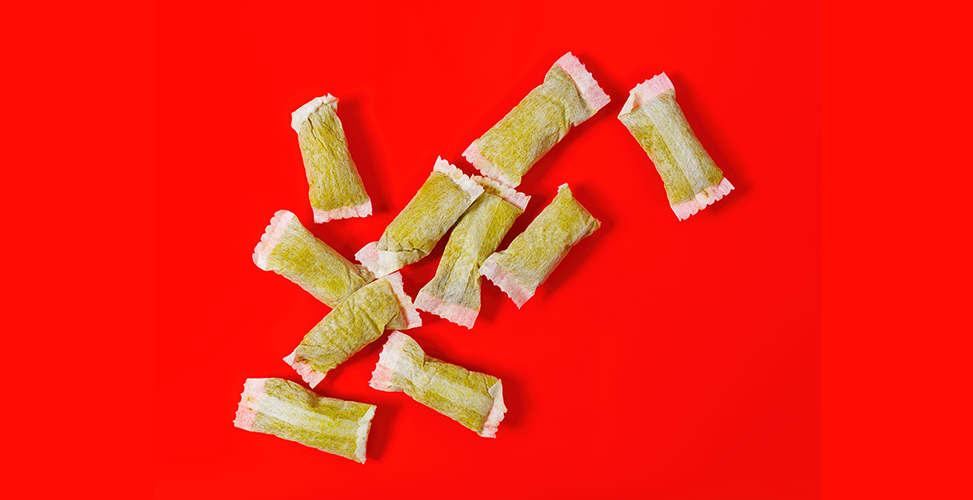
(266, 219, 374, 307)
(298, 100, 370, 212)
(476, 65, 592, 186)
(294, 277, 408, 377)
(248, 378, 373, 463)
(376, 171, 480, 265)
(419, 191, 523, 311)
(617, 90, 724, 205)
(389, 335, 499, 433)
(488, 185, 599, 294)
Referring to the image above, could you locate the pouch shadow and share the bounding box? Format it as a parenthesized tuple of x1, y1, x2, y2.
(667, 73, 750, 204)
(363, 400, 397, 462)
(339, 96, 392, 215)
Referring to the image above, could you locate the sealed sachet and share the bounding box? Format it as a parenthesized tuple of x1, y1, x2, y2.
(617, 73, 733, 220)
(233, 378, 376, 463)
(292, 94, 372, 223)
(369, 332, 507, 438)
(253, 210, 374, 307)
(414, 176, 529, 328)
(284, 272, 421, 388)
(480, 183, 599, 308)
(463, 52, 610, 187)
(355, 157, 484, 277)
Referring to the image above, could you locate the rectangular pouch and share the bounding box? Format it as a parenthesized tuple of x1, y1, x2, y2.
(480, 183, 599, 308)
(233, 378, 376, 463)
(414, 176, 529, 328)
(253, 209, 374, 307)
(617, 73, 734, 220)
(369, 332, 507, 438)
(463, 52, 610, 187)
(284, 272, 421, 388)
(292, 94, 372, 223)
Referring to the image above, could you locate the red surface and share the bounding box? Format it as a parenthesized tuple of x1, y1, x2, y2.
(149, 1, 819, 497)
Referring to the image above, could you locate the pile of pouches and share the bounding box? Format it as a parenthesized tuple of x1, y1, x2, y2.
(234, 53, 734, 463)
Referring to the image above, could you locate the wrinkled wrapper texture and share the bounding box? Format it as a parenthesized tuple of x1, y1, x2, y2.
(356, 157, 484, 277)
(253, 210, 374, 307)
(293, 94, 372, 223)
(463, 52, 610, 187)
(617, 73, 733, 220)
(480, 184, 599, 308)
(369, 332, 507, 438)
(284, 272, 421, 388)
(233, 378, 376, 463)
(415, 176, 529, 328)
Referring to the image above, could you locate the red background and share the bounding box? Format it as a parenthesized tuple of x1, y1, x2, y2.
(16, 2, 973, 499)
(150, 1, 820, 497)
(0, 0, 818, 497)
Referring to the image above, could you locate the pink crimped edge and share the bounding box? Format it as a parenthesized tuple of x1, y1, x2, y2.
(282, 349, 327, 389)
(383, 272, 422, 330)
(479, 380, 507, 438)
(619, 72, 674, 117)
(313, 199, 372, 223)
(355, 242, 403, 278)
(463, 142, 516, 188)
(672, 177, 735, 221)
(433, 156, 484, 201)
(253, 210, 296, 270)
(355, 242, 382, 276)
(414, 290, 478, 329)
(369, 331, 411, 392)
(554, 52, 611, 119)
(233, 378, 267, 431)
(479, 256, 534, 309)
(472, 175, 531, 211)
(355, 406, 376, 464)
(290, 94, 338, 133)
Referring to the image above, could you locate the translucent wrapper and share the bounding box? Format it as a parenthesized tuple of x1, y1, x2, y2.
(369, 332, 507, 438)
(292, 94, 372, 223)
(480, 184, 599, 308)
(415, 176, 529, 328)
(233, 378, 376, 463)
(463, 52, 610, 187)
(284, 272, 421, 388)
(253, 210, 374, 307)
(355, 157, 484, 277)
(617, 73, 734, 220)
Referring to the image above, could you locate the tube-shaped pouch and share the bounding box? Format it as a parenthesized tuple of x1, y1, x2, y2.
(355, 157, 484, 277)
(369, 332, 507, 438)
(414, 177, 529, 328)
(480, 183, 599, 308)
(617, 73, 733, 220)
(292, 94, 372, 223)
(463, 52, 610, 187)
(233, 378, 376, 463)
(253, 210, 374, 307)
(284, 272, 421, 388)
